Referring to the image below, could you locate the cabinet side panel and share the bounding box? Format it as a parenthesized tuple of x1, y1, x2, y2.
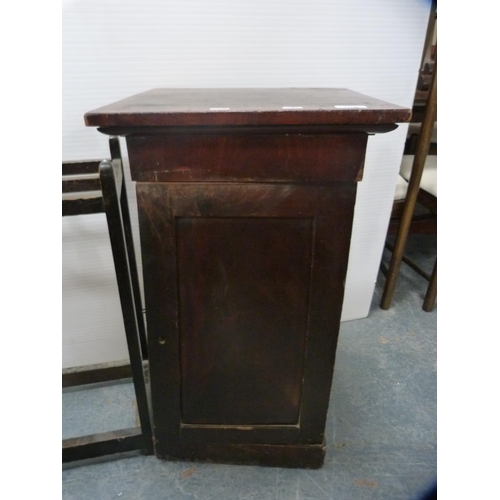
(299, 183, 358, 443)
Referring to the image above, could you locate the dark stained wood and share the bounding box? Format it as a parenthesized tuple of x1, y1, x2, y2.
(381, 65, 437, 310)
(62, 160, 104, 217)
(179, 424, 300, 445)
(62, 363, 132, 388)
(109, 137, 149, 361)
(62, 428, 143, 463)
(177, 217, 313, 425)
(388, 187, 437, 234)
(159, 183, 350, 218)
(423, 260, 437, 312)
(404, 133, 437, 155)
(62, 160, 101, 176)
(417, 187, 437, 214)
(384, 241, 431, 282)
(296, 184, 357, 443)
(156, 441, 326, 469)
(126, 133, 367, 183)
(62, 176, 102, 193)
(87, 88, 409, 468)
(85, 88, 410, 128)
(388, 214, 437, 235)
(137, 182, 182, 457)
(137, 182, 356, 456)
(62, 149, 153, 462)
(99, 160, 153, 455)
(62, 196, 103, 216)
(98, 124, 398, 137)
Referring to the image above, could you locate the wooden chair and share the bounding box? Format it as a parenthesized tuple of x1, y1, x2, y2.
(383, 153, 437, 310)
(381, 57, 437, 312)
(388, 150, 437, 236)
(404, 122, 437, 156)
(399, 154, 437, 312)
(62, 137, 153, 462)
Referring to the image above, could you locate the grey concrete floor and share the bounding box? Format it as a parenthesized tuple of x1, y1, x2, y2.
(62, 233, 437, 500)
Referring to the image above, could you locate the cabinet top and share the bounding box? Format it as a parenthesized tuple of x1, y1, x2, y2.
(85, 88, 410, 128)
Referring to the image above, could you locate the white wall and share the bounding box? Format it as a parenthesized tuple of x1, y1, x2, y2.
(62, 0, 431, 368)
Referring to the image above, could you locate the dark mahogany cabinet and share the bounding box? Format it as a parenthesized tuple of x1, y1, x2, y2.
(86, 88, 410, 468)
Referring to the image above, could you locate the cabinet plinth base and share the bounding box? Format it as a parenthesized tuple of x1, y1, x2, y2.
(156, 441, 326, 469)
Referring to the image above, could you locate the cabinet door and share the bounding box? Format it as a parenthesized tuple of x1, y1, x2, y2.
(137, 182, 356, 467)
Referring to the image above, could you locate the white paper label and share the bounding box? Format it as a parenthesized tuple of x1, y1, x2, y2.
(334, 105, 368, 109)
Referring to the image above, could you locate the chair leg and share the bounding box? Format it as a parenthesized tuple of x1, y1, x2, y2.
(423, 259, 437, 312)
(99, 159, 154, 455)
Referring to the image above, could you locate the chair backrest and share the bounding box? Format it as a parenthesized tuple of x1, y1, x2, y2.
(62, 140, 145, 356)
(62, 138, 153, 460)
(62, 160, 106, 216)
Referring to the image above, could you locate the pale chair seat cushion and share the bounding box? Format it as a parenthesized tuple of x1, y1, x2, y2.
(400, 155, 437, 197)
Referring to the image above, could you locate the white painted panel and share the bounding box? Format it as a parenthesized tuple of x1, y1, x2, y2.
(62, 213, 129, 368)
(62, 0, 431, 367)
